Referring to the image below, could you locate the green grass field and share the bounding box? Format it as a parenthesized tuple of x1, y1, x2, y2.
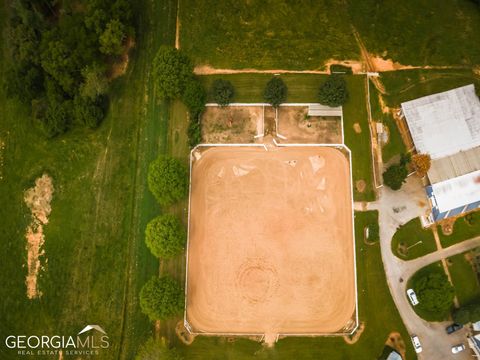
(407, 262, 451, 322)
(173, 211, 415, 359)
(448, 253, 480, 306)
(380, 69, 480, 107)
(200, 74, 375, 201)
(179, 0, 358, 69)
(180, 0, 480, 69)
(368, 81, 406, 163)
(391, 218, 437, 260)
(0, 0, 177, 358)
(348, 0, 480, 66)
(439, 213, 480, 248)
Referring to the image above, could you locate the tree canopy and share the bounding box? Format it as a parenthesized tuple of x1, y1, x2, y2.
(147, 156, 188, 206)
(152, 46, 193, 99)
(453, 302, 480, 324)
(318, 74, 349, 107)
(182, 78, 206, 120)
(383, 163, 408, 190)
(415, 272, 455, 315)
(411, 153, 431, 177)
(211, 79, 235, 106)
(139, 276, 184, 321)
(263, 77, 287, 107)
(145, 214, 186, 259)
(99, 19, 126, 56)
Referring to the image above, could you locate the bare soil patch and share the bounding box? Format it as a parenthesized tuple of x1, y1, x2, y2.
(176, 321, 195, 345)
(439, 217, 456, 236)
(385, 332, 406, 359)
(343, 322, 365, 344)
(277, 107, 341, 143)
(355, 180, 366, 193)
(24, 174, 54, 299)
(109, 37, 135, 79)
(202, 106, 260, 143)
(353, 123, 362, 134)
(186, 146, 356, 335)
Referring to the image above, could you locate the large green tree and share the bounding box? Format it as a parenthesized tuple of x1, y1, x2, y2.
(263, 77, 287, 107)
(415, 272, 455, 315)
(211, 79, 235, 106)
(99, 19, 125, 56)
(318, 74, 349, 107)
(145, 214, 186, 259)
(152, 46, 193, 99)
(182, 78, 206, 119)
(139, 276, 184, 321)
(383, 163, 408, 190)
(147, 155, 188, 206)
(453, 302, 480, 324)
(80, 65, 108, 99)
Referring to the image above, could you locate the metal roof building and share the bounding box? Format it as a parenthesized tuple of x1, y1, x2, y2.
(401, 84, 480, 221)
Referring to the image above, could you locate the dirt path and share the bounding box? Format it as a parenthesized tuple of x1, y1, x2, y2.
(175, 0, 180, 49)
(24, 174, 54, 299)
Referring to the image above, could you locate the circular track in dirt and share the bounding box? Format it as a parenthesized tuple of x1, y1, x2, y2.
(235, 258, 279, 304)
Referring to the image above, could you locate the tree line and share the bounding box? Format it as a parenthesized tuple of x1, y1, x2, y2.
(4, 0, 134, 137)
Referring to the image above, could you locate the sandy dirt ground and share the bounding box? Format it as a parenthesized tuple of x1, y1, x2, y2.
(202, 106, 260, 143)
(186, 147, 356, 336)
(277, 107, 342, 143)
(24, 174, 54, 299)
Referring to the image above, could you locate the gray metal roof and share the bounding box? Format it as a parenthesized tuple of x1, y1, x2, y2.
(308, 104, 342, 117)
(428, 146, 480, 183)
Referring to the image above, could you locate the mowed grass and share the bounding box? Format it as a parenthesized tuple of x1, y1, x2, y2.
(391, 218, 437, 260)
(200, 74, 375, 201)
(0, 0, 177, 359)
(438, 213, 480, 248)
(380, 69, 480, 107)
(174, 211, 416, 359)
(179, 0, 358, 69)
(448, 253, 480, 306)
(348, 0, 480, 66)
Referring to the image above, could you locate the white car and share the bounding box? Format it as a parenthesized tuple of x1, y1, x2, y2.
(411, 335, 422, 353)
(407, 288, 419, 306)
(451, 344, 465, 354)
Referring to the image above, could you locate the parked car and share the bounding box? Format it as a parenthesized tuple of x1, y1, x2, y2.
(446, 323, 463, 334)
(407, 288, 419, 306)
(451, 344, 465, 354)
(411, 335, 422, 353)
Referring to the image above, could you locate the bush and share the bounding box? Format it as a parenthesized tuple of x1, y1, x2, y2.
(211, 79, 235, 106)
(383, 163, 408, 190)
(318, 74, 349, 107)
(136, 338, 183, 360)
(182, 78, 206, 120)
(40, 99, 73, 138)
(147, 155, 188, 206)
(73, 95, 105, 129)
(414, 272, 455, 315)
(453, 302, 480, 324)
(263, 77, 287, 107)
(187, 119, 202, 148)
(145, 214, 186, 259)
(153, 46, 193, 99)
(139, 276, 184, 321)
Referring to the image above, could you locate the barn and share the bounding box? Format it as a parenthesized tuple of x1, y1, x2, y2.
(401, 84, 480, 222)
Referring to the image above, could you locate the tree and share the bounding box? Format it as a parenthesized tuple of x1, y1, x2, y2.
(80, 65, 108, 99)
(139, 276, 184, 321)
(187, 119, 202, 148)
(383, 163, 408, 190)
(182, 78, 206, 119)
(145, 214, 186, 259)
(136, 337, 183, 360)
(147, 155, 188, 206)
(74, 95, 105, 128)
(40, 99, 73, 138)
(152, 46, 193, 99)
(318, 74, 349, 107)
(415, 272, 455, 314)
(453, 302, 480, 324)
(411, 153, 431, 177)
(263, 77, 287, 107)
(211, 79, 235, 106)
(99, 19, 125, 56)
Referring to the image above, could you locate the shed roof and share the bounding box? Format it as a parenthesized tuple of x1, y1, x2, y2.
(308, 104, 342, 117)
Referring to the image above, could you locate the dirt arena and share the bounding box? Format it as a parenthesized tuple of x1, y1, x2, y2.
(186, 146, 356, 336)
